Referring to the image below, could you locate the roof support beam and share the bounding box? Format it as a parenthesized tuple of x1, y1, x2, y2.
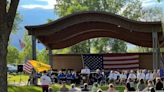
(152, 31, 160, 70)
(32, 36, 37, 60)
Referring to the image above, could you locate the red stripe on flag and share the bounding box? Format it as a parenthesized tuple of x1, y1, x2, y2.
(103, 54, 139, 70)
(23, 61, 33, 73)
(104, 62, 139, 66)
(103, 58, 139, 61)
(103, 60, 139, 64)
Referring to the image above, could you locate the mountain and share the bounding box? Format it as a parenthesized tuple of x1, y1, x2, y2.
(11, 8, 58, 50)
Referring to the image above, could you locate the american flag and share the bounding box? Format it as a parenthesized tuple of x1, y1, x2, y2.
(19, 39, 26, 49)
(23, 60, 33, 74)
(82, 54, 103, 70)
(82, 54, 139, 70)
(103, 54, 139, 70)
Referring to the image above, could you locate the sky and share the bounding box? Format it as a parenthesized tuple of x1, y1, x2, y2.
(11, 0, 164, 50)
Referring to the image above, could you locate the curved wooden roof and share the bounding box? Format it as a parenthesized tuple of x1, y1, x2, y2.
(25, 11, 163, 49)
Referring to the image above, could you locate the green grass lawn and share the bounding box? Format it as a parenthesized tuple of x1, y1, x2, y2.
(8, 74, 29, 83)
(8, 84, 125, 92)
(8, 84, 70, 92)
(8, 74, 125, 92)
(8, 86, 42, 92)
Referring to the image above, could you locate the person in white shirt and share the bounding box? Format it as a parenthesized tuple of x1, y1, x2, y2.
(137, 70, 141, 81)
(120, 71, 127, 84)
(114, 71, 119, 80)
(146, 70, 154, 81)
(108, 70, 115, 80)
(140, 70, 146, 80)
(81, 66, 91, 75)
(81, 66, 90, 83)
(40, 71, 52, 92)
(128, 70, 136, 80)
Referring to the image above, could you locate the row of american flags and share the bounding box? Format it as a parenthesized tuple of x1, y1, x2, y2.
(23, 54, 139, 73)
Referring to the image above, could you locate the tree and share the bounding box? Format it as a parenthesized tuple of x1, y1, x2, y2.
(37, 49, 49, 64)
(0, 0, 19, 91)
(131, 7, 162, 52)
(18, 31, 34, 63)
(110, 39, 127, 53)
(55, 0, 125, 53)
(140, 7, 162, 21)
(55, 0, 148, 53)
(7, 45, 19, 64)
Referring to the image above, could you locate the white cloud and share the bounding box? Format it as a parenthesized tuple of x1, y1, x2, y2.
(141, 0, 162, 7)
(21, 0, 57, 10)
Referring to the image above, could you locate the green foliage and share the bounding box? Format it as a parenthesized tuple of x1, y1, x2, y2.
(157, 0, 161, 2)
(129, 7, 162, 52)
(12, 13, 22, 34)
(37, 49, 49, 64)
(7, 45, 19, 64)
(91, 38, 110, 53)
(121, 0, 142, 20)
(53, 48, 71, 54)
(18, 31, 34, 64)
(141, 7, 162, 21)
(128, 46, 152, 53)
(55, 0, 137, 53)
(110, 39, 127, 53)
(19, 31, 49, 63)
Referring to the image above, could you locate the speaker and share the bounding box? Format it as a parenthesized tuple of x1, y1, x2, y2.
(17, 65, 23, 72)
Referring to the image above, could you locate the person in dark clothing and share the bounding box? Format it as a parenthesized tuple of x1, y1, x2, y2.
(156, 78, 164, 90)
(82, 83, 89, 92)
(126, 83, 135, 91)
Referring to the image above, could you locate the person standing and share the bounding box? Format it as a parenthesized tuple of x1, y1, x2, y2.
(81, 66, 90, 83)
(40, 71, 52, 92)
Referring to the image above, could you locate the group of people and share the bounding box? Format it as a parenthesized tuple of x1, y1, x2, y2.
(38, 67, 164, 92)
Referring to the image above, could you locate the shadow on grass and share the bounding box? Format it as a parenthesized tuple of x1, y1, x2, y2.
(8, 85, 124, 92)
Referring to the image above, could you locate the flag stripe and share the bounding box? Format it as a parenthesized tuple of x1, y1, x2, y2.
(103, 54, 139, 70)
(23, 61, 33, 73)
(104, 67, 139, 70)
(103, 58, 139, 61)
(104, 64, 139, 68)
(82, 54, 140, 70)
(103, 55, 139, 60)
(103, 60, 139, 64)
(104, 62, 139, 66)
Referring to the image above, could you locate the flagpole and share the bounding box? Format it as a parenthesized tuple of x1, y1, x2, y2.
(81, 54, 85, 68)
